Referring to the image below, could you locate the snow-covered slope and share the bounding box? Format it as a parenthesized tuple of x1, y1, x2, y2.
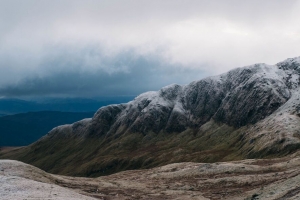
(47, 56, 300, 139)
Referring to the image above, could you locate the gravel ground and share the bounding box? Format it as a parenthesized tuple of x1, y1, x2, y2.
(1, 153, 300, 200)
(0, 160, 96, 200)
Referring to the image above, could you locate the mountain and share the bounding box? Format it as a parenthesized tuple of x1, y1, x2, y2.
(0, 98, 40, 115)
(1, 56, 300, 177)
(0, 111, 94, 146)
(0, 96, 134, 115)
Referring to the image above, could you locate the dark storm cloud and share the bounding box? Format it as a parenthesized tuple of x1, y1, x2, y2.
(0, 1, 299, 97)
(0, 48, 207, 97)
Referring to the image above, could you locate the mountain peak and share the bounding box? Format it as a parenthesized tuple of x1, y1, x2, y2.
(278, 56, 300, 65)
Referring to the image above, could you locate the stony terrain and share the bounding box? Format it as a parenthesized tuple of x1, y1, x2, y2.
(1, 152, 300, 200)
(0, 160, 96, 200)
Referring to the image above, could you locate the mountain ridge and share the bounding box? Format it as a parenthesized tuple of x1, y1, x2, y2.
(1, 56, 300, 177)
(49, 56, 299, 137)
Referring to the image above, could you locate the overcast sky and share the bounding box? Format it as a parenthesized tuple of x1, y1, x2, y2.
(1, 0, 300, 98)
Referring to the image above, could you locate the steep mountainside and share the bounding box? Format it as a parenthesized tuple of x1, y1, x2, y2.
(1, 57, 300, 177)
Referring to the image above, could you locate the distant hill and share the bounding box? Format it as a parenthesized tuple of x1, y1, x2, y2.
(0, 96, 135, 115)
(0, 111, 94, 146)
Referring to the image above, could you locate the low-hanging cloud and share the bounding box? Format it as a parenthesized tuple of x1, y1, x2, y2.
(0, 0, 300, 98)
(0, 48, 208, 97)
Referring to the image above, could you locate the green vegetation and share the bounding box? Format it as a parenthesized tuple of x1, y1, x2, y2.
(1, 119, 298, 177)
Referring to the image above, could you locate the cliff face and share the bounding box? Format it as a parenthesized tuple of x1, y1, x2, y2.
(2, 57, 300, 177)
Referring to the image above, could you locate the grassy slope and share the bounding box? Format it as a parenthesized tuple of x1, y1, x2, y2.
(1, 119, 298, 177)
(0, 120, 242, 177)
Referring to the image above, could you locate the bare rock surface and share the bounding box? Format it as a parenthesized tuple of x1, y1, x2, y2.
(0, 160, 96, 200)
(2, 152, 300, 200)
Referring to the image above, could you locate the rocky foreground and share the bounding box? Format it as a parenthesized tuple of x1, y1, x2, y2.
(1, 151, 300, 200)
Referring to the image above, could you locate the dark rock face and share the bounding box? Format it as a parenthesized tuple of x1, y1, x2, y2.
(48, 57, 300, 137)
(214, 67, 290, 127)
(181, 79, 226, 128)
(88, 104, 126, 137)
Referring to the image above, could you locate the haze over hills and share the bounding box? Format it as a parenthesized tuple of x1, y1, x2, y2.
(0, 96, 135, 115)
(0, 111, 94, 146)
(1, 56, 300, 178)
(0, 97, 134, 147)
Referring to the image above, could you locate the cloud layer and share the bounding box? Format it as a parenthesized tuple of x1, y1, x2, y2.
(1, 0, 300, 97)
(0, 47, 208, 97)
